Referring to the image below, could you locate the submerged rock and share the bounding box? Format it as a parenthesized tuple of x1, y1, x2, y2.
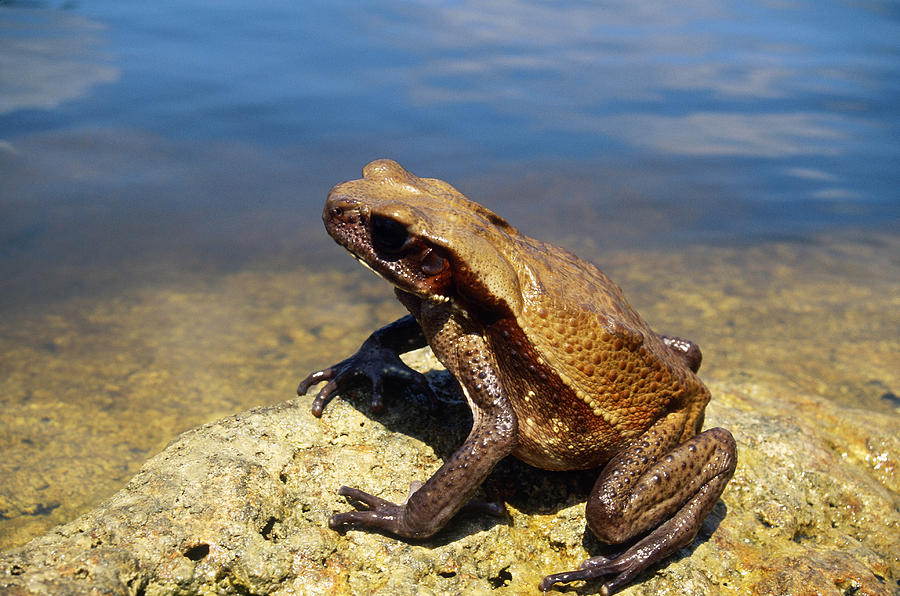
(1, 349, 898, 595)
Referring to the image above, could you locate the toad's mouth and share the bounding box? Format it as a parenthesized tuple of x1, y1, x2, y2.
(348, 252, 452, 304)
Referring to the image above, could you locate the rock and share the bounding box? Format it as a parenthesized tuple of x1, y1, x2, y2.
(1, 349, 898, 595)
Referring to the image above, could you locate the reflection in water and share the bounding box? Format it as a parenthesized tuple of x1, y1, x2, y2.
(0, 7, 118, 114)
(584, 112, 846, 157)
(362, 1, 896, 184)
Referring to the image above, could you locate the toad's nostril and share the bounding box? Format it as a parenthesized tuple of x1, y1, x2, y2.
(325, 194, 364, 220)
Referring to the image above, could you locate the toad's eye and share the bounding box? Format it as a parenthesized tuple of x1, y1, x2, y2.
(371, 215, 410, 254)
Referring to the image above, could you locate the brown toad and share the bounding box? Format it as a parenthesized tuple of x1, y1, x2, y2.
(298, 159, 736, 594)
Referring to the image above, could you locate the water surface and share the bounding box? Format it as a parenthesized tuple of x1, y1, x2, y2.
(1, 0, 898, 548)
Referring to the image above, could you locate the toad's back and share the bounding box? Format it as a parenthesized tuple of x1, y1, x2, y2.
(482, 234, 709, 470)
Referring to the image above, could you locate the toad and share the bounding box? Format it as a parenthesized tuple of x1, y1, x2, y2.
(298, 159, 736, 594)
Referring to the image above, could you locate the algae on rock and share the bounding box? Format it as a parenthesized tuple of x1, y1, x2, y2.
(1, 348, 898, 595)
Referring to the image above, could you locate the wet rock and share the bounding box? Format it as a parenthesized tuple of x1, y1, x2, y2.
(1, 349, 898, 595)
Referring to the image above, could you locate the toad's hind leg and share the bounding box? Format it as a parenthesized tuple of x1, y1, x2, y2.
(661, 335, 703, 372)
(540, 416, 736, 594)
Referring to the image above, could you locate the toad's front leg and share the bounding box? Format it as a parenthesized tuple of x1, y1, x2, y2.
(541, 414, 736, 594)
(298, 314, 433, 416)
(329, 311, 518, 539)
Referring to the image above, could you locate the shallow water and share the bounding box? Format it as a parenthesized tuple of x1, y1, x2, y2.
(1, 1, 898, 548)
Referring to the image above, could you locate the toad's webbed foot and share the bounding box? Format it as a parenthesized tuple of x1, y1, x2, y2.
(330, 484, 507, 539)
(298, 347, 435, 417)
(297, 315, 434, 417)
(331, 483, 510, 544)
(539, 548, 652, 594)
(329, 486, 408, 534)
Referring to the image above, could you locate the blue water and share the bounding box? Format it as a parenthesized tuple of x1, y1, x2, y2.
(1, 0, 899, 303)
